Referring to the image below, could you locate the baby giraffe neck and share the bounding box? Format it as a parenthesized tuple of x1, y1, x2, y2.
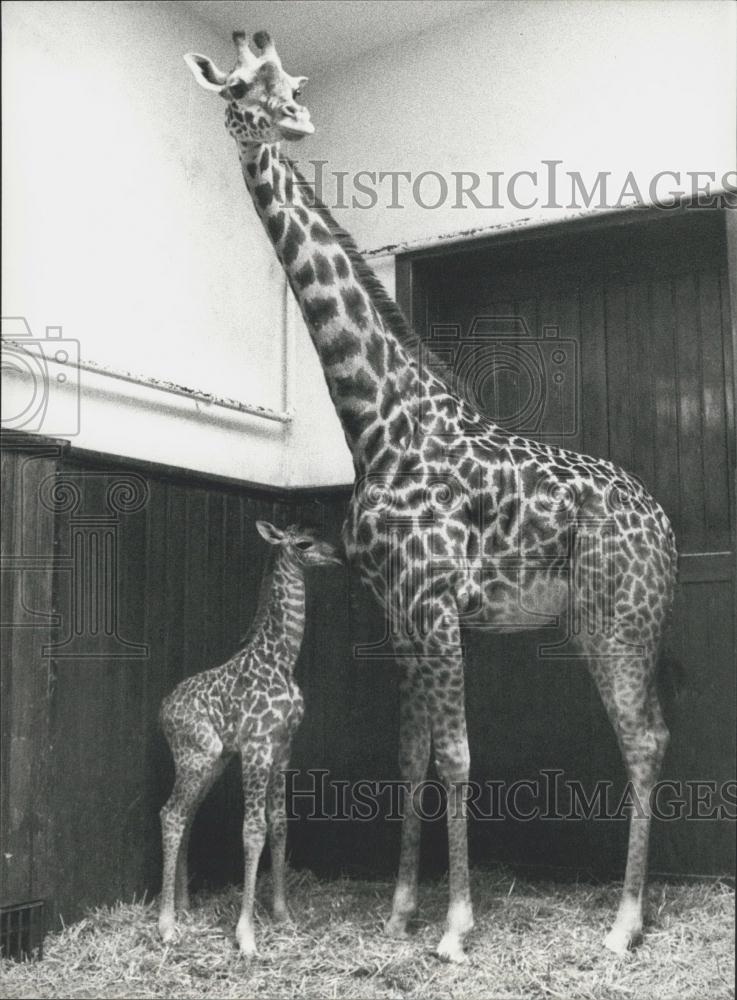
(238, 141, 417, 474)
(251, 548, 306, 669)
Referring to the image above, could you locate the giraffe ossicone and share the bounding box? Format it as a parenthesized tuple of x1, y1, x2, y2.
(184, 32, 678, 964)
(158, 521, 341, 956)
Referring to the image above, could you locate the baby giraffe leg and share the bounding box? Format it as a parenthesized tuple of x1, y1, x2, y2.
(235, 740, 273, 956)
(266, 737, 292, 922)
(174, 821, 193, 911)
(159, 743, 222, 942)
(175, 758, 226, 911)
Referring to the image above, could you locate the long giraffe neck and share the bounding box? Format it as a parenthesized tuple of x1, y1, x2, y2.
(237, 139, 420, 474)
(246, 547, 306, 667)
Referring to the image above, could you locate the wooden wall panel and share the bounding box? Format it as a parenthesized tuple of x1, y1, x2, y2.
(0, 437, 59, 909)
(0, 445, 289, 924)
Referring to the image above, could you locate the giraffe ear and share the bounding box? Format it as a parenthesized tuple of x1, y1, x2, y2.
(183, 53, 229, 93)
(255, 520, 285, 545)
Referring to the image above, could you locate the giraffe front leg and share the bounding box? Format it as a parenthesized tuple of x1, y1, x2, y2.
(174, 821, 192, 911)
(427, 643, 473, 963)
(235, 742, 272, 956)
(267, 737, 292, 923)
(385, 660, 430, 939)
(423, 624, 473, 962)
(159, 795, 185, 943)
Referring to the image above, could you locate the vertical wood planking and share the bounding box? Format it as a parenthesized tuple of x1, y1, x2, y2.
(627, 280, 657, 489)
(649, 277, 681, 531)
(183, 488, 208, 678)
(141, 478, 169, 891)
(0, 445, 18, 901)
(604, 280, 634, 471)
(514, 296, 540, 448)
(698, 270, 731, 550)
(0, 441, 59, 909)
(719, 268, 736, 533)
(115, 463, 149, 903)
(673, 271, 707, 552)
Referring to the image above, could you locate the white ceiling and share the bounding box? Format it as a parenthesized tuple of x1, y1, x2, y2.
(181, 0, 490, 77)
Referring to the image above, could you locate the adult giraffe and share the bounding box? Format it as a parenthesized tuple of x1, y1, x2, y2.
(184, 32, 677, 963)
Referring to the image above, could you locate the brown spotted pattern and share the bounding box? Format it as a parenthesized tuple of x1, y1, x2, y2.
(185, 32, 678, 963)
(157, 522, 340, 955)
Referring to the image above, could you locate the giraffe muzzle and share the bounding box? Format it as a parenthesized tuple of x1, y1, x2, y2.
(277, 117, 315, 140)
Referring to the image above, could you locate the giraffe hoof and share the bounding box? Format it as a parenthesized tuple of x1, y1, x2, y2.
(384, 914, 411, 939)
(436, 932, 468, 964)
(236, 921, 258, 957)
(604, 925, 640, 956)
(158, 917, 176, 943)
(272, 904, 292, 924)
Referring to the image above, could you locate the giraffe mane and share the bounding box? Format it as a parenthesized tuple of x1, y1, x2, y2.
(288, 160, 469, 399)
(239, 547, 277, 645)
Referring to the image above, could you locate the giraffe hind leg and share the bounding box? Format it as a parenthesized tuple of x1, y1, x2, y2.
(158, 735, 224, 942)
(587, 648, 670, 954)
(174, 756, 228, 911)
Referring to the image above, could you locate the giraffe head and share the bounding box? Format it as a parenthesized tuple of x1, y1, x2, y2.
(184, 31, 313, 144)
(255, 521, 342, 567)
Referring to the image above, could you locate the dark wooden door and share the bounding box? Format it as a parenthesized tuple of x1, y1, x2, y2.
(397, 209, 736, 877)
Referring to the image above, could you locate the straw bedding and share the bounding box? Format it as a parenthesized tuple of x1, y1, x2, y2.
(1, 868, 733, 999)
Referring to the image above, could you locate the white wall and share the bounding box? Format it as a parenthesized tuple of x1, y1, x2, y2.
(2, 0, 292, 484)
(302, 0, 736, 254)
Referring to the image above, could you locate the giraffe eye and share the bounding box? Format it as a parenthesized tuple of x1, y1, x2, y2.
(292, 88, 301, 100)
(229, 81, 248, 100)
(295, 540, 312, 550)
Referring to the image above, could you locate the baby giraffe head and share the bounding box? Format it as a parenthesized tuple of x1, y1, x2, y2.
(184, 31, 313, 144)
(255, 521, 342, 567)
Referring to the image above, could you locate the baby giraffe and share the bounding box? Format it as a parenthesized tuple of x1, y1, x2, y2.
(158, 520, 341, 955)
